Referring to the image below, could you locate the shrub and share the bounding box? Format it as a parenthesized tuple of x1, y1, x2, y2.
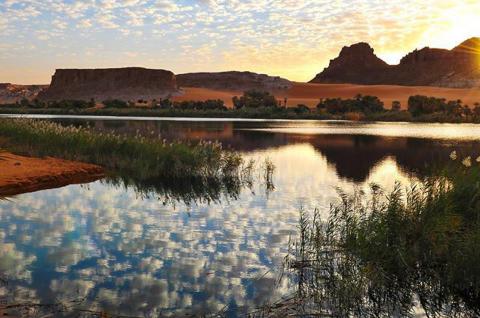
(392, 100, 401, 111)
(317, 95, 384, 114)
(407, 96, 468, 117)
(293, 104, 310, 114)
(103, 99, 128, 108)
(232, 90, 278, 109)
(46, 100, 90, 109)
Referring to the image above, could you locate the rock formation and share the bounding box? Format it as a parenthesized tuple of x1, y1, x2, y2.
(310, 38, 480, 88)
(0, 83, 48, 104)
(38, 67, 178, 101)
(177, 71, 292, 92)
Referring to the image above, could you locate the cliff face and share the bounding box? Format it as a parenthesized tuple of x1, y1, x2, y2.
(38, 67, 178, 101)
(177, 71, 292, 92)
(310, 38, 480, 88)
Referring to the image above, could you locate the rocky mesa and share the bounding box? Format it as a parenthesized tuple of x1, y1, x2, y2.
(310, 38, 480, 88)
(177, 71, 292, 93)
(38, 67, 178, 101)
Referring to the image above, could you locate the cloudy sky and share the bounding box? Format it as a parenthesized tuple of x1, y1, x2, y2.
(1, 0, 479, 84)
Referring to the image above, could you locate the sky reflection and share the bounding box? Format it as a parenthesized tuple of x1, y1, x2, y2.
(0, 142, 415, 317)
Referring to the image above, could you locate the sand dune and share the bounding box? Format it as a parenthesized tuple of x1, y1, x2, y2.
(175, 83, 480, 109)
(172, 87, 242, 107)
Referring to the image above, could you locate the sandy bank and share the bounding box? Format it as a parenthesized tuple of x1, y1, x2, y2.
(0, 151, 104, 196)
(175, 83, 480, 109)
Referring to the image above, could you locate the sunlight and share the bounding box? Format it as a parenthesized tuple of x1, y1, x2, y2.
(427, 9, 480, 50)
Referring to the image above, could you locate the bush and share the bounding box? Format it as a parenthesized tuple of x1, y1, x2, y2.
(173, 99, 226, 111)
(407, 95, 464, 117)
(45, 100, 90, 109)
(317, 95, 384, 114)
(103, 99, 128, 108)
(232, 90, 279, 109)
(392, 100, 401, 111)
(293, 104, 310, 114)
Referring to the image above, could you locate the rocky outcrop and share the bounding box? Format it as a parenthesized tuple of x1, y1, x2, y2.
(310, 43, 392, 85)
(310, 38, 480, 88)
(38, 67, 178, 101)
(0, 83, 48, 104)
(177, 71, 292, 92)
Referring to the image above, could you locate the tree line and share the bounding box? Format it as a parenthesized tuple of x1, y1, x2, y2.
(7, 91, 480, 120)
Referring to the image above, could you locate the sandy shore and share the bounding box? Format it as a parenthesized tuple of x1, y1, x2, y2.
(175, 83, 480, 109)
(0, 151, 104, 196)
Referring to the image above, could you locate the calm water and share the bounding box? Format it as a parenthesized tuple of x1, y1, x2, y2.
(2, 117, 480, 317)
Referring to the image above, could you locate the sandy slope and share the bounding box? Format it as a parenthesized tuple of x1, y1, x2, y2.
(172, 87, 242, 107)
(175, 83, 480, 109)
(0, 152, 104, 196)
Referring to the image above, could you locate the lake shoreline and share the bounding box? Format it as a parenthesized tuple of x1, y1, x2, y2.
(0, 151, 105, 196)
(0, 107, 478, 123)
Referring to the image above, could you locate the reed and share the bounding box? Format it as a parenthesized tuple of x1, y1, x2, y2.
(0, 118, 243, 181)
(279, 154, 480, 317)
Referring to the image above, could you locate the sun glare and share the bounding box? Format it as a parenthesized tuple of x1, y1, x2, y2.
(427, 10, 480, 50)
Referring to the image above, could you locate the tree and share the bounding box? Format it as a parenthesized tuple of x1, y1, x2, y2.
(20, 98, 30, 107)
(231, 90, 278, 109)
(103, 99, 128, 108)
(294, 104, 310, 114)
(392, 101, 401, 111)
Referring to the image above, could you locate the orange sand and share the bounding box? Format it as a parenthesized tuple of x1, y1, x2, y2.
(0, 152, 104, 196)
(172, 87, 242, 107)
(176, 83, 480, 109)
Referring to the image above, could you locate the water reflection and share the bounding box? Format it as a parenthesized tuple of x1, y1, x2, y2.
(51, 118, 480, 182)
(1, 119, 480, 316)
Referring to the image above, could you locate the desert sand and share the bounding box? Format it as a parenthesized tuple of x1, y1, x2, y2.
(0, 151, 104, 196)
(173, 87, 242, 106)
(175, 83, 480, 109)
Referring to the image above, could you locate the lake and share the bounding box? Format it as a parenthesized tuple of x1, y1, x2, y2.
(1, 116, 480, 317)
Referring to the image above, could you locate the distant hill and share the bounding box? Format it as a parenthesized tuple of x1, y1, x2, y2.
(177, 71, 292, 93)
(0, 83, 48, 104)
(38, 67, 178, 102)
(310, 37, 480, 88)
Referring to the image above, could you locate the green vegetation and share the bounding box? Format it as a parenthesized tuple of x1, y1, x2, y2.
(0, 118, 262, 203)
(103, 99, 128, 108)
(2, 91, 480, 123)
(317, 94, 384, 114)
(408, 95, 473, 118)
(233, 90, 279, 108)
(165, 99, 227, 110)
(279, 154, 480, 317)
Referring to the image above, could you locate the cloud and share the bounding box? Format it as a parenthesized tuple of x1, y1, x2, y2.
(1, 0, 479, 83)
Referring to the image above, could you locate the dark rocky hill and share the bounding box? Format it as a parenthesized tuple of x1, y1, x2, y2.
(310, 38, 480, 88)
(177, 71, 292, 92)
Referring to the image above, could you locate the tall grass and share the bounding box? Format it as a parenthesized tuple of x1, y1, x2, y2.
(0, 118, 243, 179)
(279, 155, 480, 317)
(0, 118, 267, 203)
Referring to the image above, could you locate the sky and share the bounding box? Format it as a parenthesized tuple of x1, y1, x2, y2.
(1, 0, 480, 84)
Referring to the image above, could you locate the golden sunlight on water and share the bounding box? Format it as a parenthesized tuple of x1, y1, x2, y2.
(243, 122, 480, 140)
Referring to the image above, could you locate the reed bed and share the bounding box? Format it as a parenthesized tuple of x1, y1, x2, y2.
(265, 153, 480, 317)
(0, 118, 243, 181)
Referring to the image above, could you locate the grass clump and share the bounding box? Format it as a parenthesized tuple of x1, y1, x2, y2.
(0, 118, 243, 181)
(277, 154, 480, 317)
